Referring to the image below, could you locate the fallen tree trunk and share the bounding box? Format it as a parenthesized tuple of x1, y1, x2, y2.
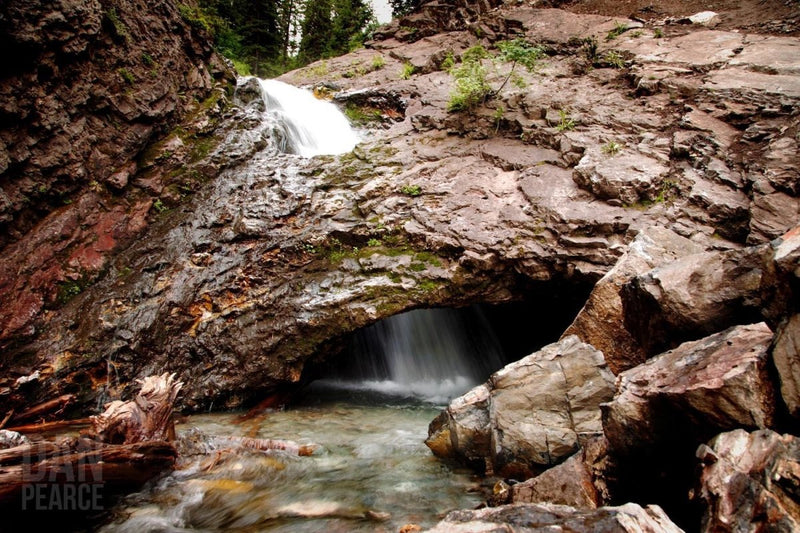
(0, 373, 183, 512)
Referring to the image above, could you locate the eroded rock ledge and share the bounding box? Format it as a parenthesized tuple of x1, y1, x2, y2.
(1, 3, 798, 424)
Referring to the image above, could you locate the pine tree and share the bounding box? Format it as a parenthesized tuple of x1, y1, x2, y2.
(298, 0, 334, 65)
(331, 0, 373, 55)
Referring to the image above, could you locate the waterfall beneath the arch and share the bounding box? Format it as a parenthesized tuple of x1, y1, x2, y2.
(318, 307, 507, 404)
(256, 78, 359, 157)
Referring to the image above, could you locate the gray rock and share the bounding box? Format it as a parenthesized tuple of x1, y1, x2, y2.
(0, 430, 29, 450)
(573, 149, 669, 206)
(426, 502, 684, 533)
(426, 336, 615, 478)
(563, 226, 704, 373)
(602, 322, 777, 459)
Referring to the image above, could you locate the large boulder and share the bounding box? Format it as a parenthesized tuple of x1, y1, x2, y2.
(602, 323, 777, 523)
(621, 245, 769, 357)
(426, 336, 615, 478)
(772, 314, 800, 419)
(696, 429, 800, 532)
(563, 226, 705, 373)
(603, 322, 777, 457)
(511, 437, 611, 509)
(426, 502, 684, 533)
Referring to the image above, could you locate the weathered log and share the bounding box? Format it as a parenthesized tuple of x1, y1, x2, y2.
(213, 435, 318, 456)
(0, 441, 176, 507)
(10, 394, 74, 424)
(5, 417, 92, 437)
(90, 373, 183, 444)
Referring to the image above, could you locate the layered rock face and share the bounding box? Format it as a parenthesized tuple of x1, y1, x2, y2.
(0, 0, 231, 344)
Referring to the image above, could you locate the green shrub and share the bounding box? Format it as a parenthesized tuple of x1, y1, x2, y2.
(447, 60, 491, 112)
(440, 51, 455, 71)
(372, 55, 386, 70)
(118, 68, 135, 84)
(399, 62, 416, 80)
(602, 140, 622, 155)
(606, 21, 628, 41)
(604, 51, 625, 68)
(401, 184, 422, 196)
(556, 109, 575, 131)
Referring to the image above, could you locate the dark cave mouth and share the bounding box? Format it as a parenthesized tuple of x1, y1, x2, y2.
(299, 280, 594, 405)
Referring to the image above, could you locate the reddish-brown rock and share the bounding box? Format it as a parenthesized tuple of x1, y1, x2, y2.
(697, 429, 800, 532)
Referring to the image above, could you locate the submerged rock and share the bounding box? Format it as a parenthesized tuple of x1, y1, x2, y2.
(426, 335, 615, 478)
(426, 502, 684, 532)
(697, 429, 800, 532)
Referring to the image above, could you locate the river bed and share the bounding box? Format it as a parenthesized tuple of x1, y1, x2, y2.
(100, 387, 484, 532)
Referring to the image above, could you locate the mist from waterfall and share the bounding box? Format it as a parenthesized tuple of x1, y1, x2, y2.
(256, 78, 359, 157)
(318, 307, 508, 404)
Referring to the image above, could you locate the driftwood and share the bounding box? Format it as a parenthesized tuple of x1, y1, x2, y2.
(0, 374, 183, 511)
(90, 373, 182, 444)
(10, 394, 75, 425)
(4, 418, 92, 437)
(213, 435, 318, 456)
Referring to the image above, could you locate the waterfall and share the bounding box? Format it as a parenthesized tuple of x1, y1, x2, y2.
(322, 307, 507, 404)
(256, 78, 359, 157)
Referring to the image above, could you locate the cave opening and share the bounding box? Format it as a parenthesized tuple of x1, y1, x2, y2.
(299, 279, 594, 405)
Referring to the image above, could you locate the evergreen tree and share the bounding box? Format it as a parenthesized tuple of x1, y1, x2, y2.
(298, 0, 334, 65)
(331, 0, 374, 55)
(389, 0, 420, 18)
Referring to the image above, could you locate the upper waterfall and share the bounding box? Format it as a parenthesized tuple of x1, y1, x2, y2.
(256, 78, 359, 158)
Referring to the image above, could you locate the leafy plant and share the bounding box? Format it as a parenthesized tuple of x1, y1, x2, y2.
(494, 39, 544, 94)
(653, 27, 664, 38)
(141, 52, 155, 67)
(440, 51, 455, 71)
(604, 51, 625, 69)
(556, 109, 575, 131)
(399, 62, 416, 80)
(372, 55, 386, 70)
(494, 105, 505, 134)
(602, 140, 622, 155)
(367, 238, 382, 247)
(606, 21, 628, 41)
(401, 184, 422, 196)
(104, 8, 129, 42)
(118, 68, 135, 84)
(153, 198, 168, 213)
(462, 44, 489, 63)
(447, 59, 491, 112)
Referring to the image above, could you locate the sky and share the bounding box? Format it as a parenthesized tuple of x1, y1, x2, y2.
(371, 0, 392, 23)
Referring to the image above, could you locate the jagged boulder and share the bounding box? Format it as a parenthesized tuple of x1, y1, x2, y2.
(426, 502, 684, 533)
(573, 148, 669, 206)
(426, 335, 615, 478)
(696, 429, 800, 532)
(511, 436, 611, 509)
(621, 245, 769, 357)
(773, 314, 800, 419)
(601, 323, 777, 522)
(563, 226, 705, 373)
(603, 322, 777, 457)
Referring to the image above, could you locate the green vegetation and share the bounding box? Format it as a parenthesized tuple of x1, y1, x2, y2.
(191, 0, 376, 77)
(604, 50, 625, 69)
(56, 280, 83, 306)
(602, 140, 622, 155)
(440, 51, 455, 71)
(104, 8, 130, 42)
(371, 55, 386, 70)
(556, 109, 575, 131)
(494, 105, 505, 134)
(653, 27, 664, 38)
(367, 238, 382, 247)
(399, 62, 416, 80)
(344, 103, 383, 124)
(118, 68, 135, 84)
(447, 40, 543, 113)
(389, 0, 421, 17)
(153, 198, 168, 213)
(141, 52, 155, 67)
(401, 184, 422, 196)
(606, 21, 628, 41)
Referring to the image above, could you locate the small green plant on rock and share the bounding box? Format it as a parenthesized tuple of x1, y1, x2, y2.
(372, 55, 386, 70)
(367, 238, 382, 247)
(401, 184, 422, 197)
(602, 140, 623, 155)
(118, 68, 135, 84)
(440, 51, 455, 71)
(494, 39, 544, 93)
(399, 62, 416, 80)
(653, 27, 664, 38)
(556, 109, 576, 131)
(606, 21, 628, 41)
(604, 50, 625, 69)
(447, 59, 491, 112)
(494, 105, 505, 134)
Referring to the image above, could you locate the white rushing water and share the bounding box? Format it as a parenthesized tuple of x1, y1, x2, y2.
(256, 78, 359, 158)
(320, 307, 508, 404)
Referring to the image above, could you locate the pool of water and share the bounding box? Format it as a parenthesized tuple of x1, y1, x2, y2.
(100, 388, 483, 532)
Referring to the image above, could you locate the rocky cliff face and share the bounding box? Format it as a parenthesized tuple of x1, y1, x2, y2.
(1, 0, 799, 427)
(0, 0, 232, 348)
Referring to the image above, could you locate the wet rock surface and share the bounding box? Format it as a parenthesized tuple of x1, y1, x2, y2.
(697, 429, 800, 532)
(426, 502, 684, 533)
(426, 335, 615, 478)
(1, 0, 799, 421)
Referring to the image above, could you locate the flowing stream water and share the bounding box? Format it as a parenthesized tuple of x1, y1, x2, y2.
(100, 81, 506, 531)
